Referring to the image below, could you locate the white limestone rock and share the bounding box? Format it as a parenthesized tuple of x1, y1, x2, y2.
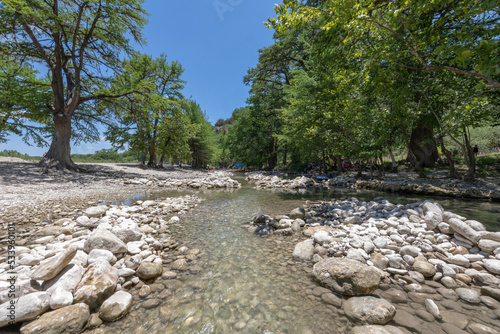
(31, 245, 78, 281)
(85, 205, 108, 218)
(0, 292, 50, 327)
(293, 239, 315, 261)
(88, 249, 114, 265)
(49, 288, 73, 309)
(98, 290, 132, 321)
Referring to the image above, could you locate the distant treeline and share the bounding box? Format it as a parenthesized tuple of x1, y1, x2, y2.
(71, 149, 140, 163)
(0, 149, 38, 161)
(0, 149, 140, 163)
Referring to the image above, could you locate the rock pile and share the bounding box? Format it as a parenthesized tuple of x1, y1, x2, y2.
(0, 195, 202, 332)
(357, 179, 500, 201)
(248, 197, 500, 333)
(327, 176, 357, 189)
(124, 171, 241, 189)
(247, 171, 500, 201)
(246, 173, 358, 191)
(246, 173, 319, 189)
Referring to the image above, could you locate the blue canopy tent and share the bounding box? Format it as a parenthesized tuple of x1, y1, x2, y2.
(233, 163, 244, 167)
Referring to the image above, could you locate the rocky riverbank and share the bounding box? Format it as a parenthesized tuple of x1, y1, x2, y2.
(0, 196, 206, 332)
(124, 172, 241, 190)
(0, 160, 241, 333)
(246, 172, 357, 190)
(0, 161, 240, 231)
(246, 173, 322, 189)
(246, 198, 500, 333)
(356, 179, 500, 201)
(246, 171, 500, 201)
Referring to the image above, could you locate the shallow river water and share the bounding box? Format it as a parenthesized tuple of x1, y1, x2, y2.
(92, 177, 500, 334)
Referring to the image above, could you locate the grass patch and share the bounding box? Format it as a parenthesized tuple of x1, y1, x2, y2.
(475, 153, 500, 177)
(477, 153, 500, 166)
(0, 149, 39, 161)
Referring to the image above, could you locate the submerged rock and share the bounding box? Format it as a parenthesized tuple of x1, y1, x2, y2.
(293, 239, 315, 261)
(351, 325, 405, 334)
(455, 288, 481, 304)
(136, 262, 163, 279)
(425, 299, 441, 320)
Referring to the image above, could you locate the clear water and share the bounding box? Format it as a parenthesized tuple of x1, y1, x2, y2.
(89, 177, 500, 334)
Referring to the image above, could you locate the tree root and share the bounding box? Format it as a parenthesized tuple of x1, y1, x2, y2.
(37, 157, 80, 172)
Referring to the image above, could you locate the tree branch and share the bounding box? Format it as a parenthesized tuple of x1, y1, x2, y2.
(19, 18, 53, 69)
(364, 14, 500, 89)
(79, 90, 143, 104)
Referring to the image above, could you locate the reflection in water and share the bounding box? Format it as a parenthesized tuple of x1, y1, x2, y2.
(92, 178, 500, 334)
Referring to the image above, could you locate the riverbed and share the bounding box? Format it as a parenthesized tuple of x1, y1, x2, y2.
(86, 177, 500, 334)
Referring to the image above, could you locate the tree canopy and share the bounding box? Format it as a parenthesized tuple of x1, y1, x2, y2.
(0, 0, 148, 170)
(216, 0, 499, 180)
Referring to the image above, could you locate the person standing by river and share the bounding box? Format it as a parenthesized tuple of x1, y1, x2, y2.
(473, 144, 479, 157)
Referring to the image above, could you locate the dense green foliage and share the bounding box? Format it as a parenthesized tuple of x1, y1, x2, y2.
(444, 126, 500, 154)
(0, 1, 217, 169)
(0, 149, 38, 161)
(0, 57, 52, 146)
(101, 52, 187, 167)
(215, 0, 500, 180)
(0, 0, 149, 170)
(71, 149, 140, 163)
(100, 52, 216, 168)
(2, 1, 498, 177)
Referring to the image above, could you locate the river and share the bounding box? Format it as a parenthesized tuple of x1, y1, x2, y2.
(92, 177, 500, 334)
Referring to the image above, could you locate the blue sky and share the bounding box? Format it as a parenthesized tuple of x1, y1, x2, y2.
(1, 0, 277, 156)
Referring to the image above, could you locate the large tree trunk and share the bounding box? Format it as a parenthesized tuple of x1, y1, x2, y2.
(437, 134, 459, 179)
(463, 128, 476, 181)
(267, 138, 277, 170)
(147, 144, 157, 167)
(38, 114, 77, 170)
(321, 147, 327, 175)
(407, 148, 424, 175)
(141, 148, 147, 166)
(158, 137, 172, 168)
(335, 155, 342, 174)
(407, 122, 439, 168)
(283, 146, 287, 166)
(192, 145, 201, 169)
